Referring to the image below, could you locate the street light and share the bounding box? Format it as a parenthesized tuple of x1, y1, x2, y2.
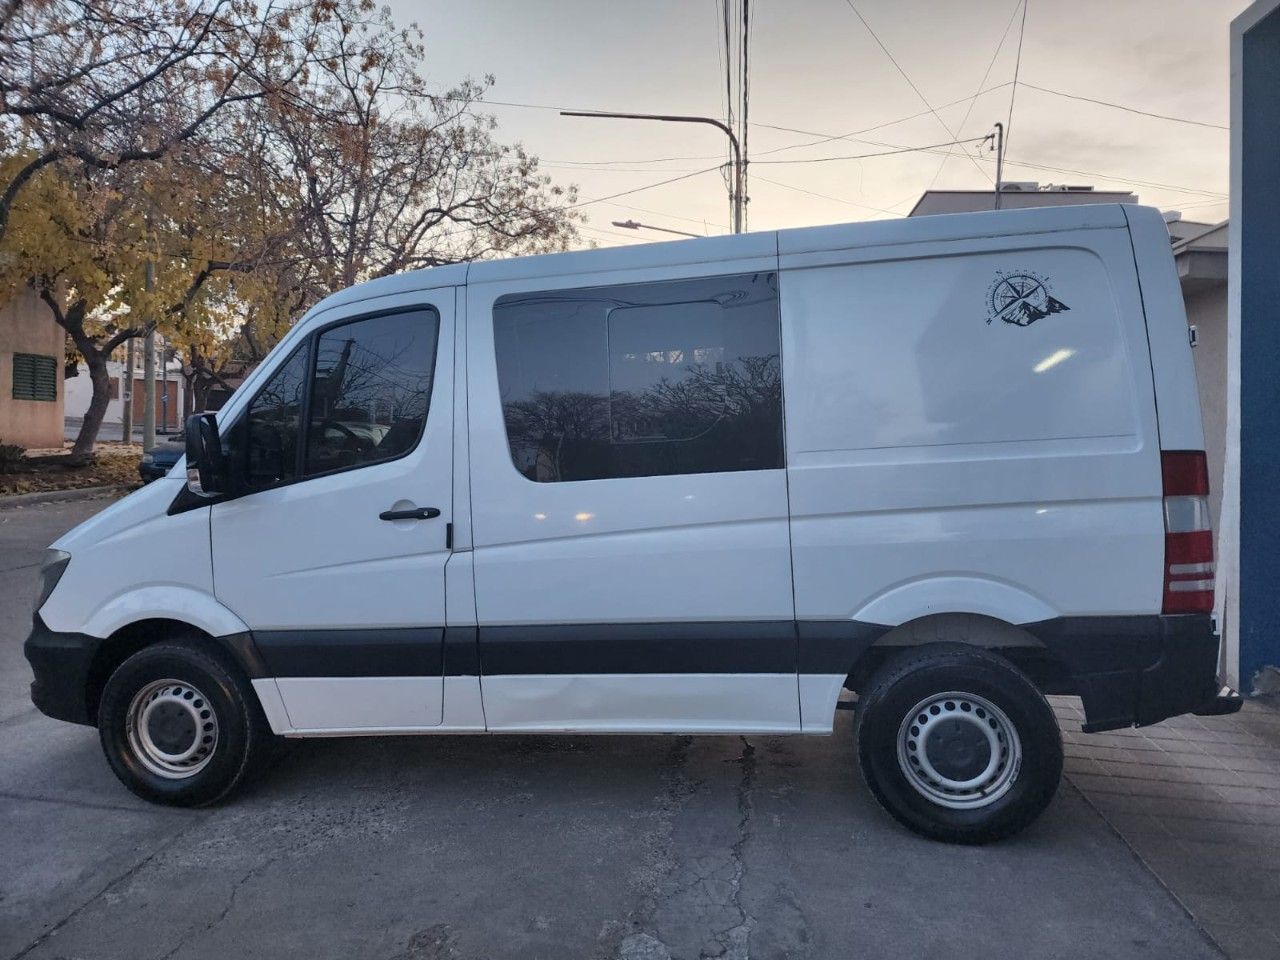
(561, 110, 744, 233)
(611, 219, 702, 239)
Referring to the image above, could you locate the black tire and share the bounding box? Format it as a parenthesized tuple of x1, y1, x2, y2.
(98, 639, 270, 806)
(855, 643, 1062, 844)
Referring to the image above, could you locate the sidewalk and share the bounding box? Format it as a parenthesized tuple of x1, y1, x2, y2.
(63, 417, 180, 443)
(1053, 696, 1280, 960)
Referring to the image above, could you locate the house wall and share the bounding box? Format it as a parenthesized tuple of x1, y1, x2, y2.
(64, 360, 124, 425)
(0, 288, 64, 449)
(1228, 0, 1280, 693)
(1186, 286, 1228, 529)
(65, 356, 185, 432)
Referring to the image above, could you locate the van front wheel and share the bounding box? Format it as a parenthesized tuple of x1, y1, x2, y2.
(98, 640, 270, 806)
(855, 645, 1062, 844)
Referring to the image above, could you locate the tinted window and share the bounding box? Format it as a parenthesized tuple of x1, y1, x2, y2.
(304, 309, 438, 476)
(244, 343, 308, 488)
(494, 272, 782, 482)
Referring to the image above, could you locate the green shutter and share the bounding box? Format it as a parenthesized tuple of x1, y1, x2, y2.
(12, 353, 57, 402)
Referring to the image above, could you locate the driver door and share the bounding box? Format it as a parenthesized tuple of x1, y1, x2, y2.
(211, 293, 454, 732)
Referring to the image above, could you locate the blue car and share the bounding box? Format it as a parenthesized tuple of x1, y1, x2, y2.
(138, 435, 185, 483)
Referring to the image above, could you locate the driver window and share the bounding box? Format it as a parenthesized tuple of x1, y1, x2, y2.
(303, 308, 439, 477)
(244, 343, 308, 489)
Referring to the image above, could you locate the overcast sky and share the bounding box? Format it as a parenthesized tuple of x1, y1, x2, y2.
(389, 0, 1236, 247)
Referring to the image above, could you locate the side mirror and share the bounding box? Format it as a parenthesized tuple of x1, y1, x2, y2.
(185, 412, 227, 497)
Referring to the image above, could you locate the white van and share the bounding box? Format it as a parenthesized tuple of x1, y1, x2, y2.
(26, 204, 1236, 842)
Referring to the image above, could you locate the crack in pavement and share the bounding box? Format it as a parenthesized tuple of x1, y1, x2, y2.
(619, 737, 761, 960)
(7, 823, 204, 960)
(705, 737, 757, 960)
(613, 736, 697, 960)
(155, 855, 279, 960)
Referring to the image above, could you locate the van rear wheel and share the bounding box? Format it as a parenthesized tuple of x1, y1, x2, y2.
(98, 640, 270, 806)
(855, 644, 1062, 844)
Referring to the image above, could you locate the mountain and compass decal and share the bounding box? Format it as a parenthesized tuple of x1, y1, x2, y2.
(985, 270, 1070, 326)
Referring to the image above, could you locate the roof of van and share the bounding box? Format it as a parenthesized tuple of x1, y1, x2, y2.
(304, 203, 1141, 320)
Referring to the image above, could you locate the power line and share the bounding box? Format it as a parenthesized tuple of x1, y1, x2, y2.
(752, 174, 904, 217)
(841, 0, 991, 184)
(568, 165, 724, 210)
(536, 85, 1015, 168)
(540, 163, 707, 174)
(451, 77, 1223, 167)
(1004, 0, 1029, 159)
(751, 136, 988, 165)
(928, 0, 1024, 189)
(749, 83, 1014, 158)
(1017, 82, 1229, 130)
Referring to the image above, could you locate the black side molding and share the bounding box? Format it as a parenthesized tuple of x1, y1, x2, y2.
(254, 628, 445, 677)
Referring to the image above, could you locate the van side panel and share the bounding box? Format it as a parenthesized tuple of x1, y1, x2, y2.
(465, 256, 795, 630)
(780, 227, 1166, 636)
(465, 249, 803, 732)
(1122, 204, 1207, 451)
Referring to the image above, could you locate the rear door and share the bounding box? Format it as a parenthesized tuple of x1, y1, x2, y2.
(211, 291, 454, 732)
(465, 250, 801, 733)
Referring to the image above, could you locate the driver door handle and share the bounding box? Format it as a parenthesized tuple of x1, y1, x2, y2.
(379, 506, 441, 521)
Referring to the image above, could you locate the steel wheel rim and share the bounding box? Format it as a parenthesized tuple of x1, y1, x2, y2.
(125, 679, 219, 779)
(896, 691, 1022, 810)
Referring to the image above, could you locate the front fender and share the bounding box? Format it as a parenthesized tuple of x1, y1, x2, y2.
(78, 585, 250, 640)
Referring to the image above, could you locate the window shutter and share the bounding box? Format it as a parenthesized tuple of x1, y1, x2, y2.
(12, 353, 57, 402)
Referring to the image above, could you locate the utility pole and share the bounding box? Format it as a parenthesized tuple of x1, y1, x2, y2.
(121, 338, 134, 443)
(160, 343, 170, 434)
(142, 256, 155, 453)
(987, 122, 1006, 210)
(562, 110, 745, 232)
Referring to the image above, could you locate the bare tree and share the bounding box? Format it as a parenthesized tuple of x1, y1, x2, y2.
(260, 2, 578, 293)
(2, 0, 580, 456)
(0, 0, 332, 241)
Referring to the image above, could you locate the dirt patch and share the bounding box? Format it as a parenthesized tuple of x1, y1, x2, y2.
(0, 443, 143, 496)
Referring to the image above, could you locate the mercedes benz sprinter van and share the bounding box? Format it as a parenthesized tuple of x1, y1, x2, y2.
(25, 204, 1236, 843)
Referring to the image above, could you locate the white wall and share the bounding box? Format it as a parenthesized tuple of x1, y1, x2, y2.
(64, 359, 125, 424)
(64, 356, 184, 425)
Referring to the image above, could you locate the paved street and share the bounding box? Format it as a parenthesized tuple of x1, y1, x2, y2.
(0, 499, 1226, 960)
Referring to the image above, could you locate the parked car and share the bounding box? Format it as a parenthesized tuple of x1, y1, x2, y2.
(25, 204, 1237, 843)
(138, 435, 185, 483)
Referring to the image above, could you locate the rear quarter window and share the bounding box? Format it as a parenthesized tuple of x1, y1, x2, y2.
(782, 248, 1139, 454)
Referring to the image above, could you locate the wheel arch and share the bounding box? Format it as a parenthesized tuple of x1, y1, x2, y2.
(84, 618, 265, 725)
(800, 612, 1073, 733)
(846, 613, 1071, 694)
(852, 576, 1059, 627)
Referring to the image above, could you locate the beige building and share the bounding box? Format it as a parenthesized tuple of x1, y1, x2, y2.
(0, 287, 64, 449)
(908, 183, 1138, 217)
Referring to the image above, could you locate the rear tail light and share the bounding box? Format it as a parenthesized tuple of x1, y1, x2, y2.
(1162, 451, 1214, 614)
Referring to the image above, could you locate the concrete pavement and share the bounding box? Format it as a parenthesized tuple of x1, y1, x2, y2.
(0, 499, 1224, 959)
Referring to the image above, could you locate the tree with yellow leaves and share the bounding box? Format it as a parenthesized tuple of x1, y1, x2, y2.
(1, 1, 580, 458)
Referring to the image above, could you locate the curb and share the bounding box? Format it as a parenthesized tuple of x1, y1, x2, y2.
(0, 484, 135, 510)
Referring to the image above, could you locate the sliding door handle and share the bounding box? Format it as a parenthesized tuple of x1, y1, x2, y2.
(379, 506, 441, 521)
